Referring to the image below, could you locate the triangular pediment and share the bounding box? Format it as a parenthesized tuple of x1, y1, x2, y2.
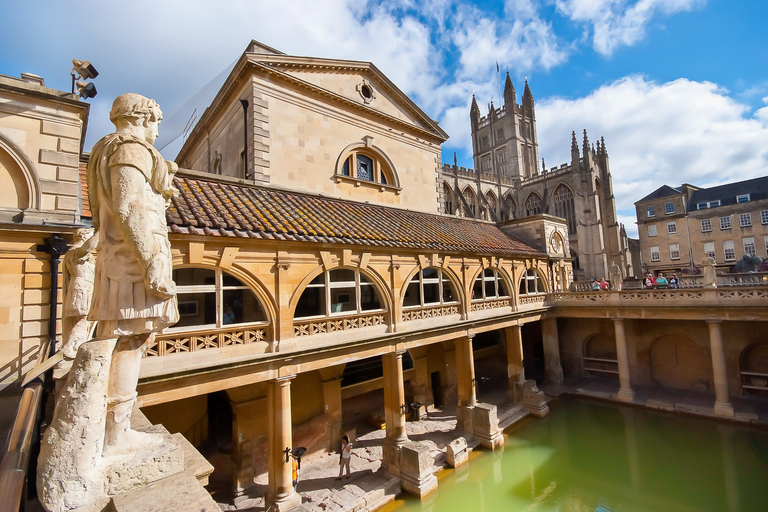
(246, 50, 447, 142)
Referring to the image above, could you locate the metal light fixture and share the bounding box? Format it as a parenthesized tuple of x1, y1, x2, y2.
(70, 59, 99, 99)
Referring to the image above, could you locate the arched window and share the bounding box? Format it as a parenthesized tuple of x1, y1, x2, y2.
(502, 194, 516, 221)
(172, 268, 267, 329)
(525, 193, 542, 216)
(403, 268, 459, 308)
(553, 184, 576, 234)
(472, 268, 509, 300)
(336, 144, 398, 188)
(519, 268, 546, 295)
(485, 191, 498, 217)
(463, 187, 477, 216)
(295, 268, 384, 318)
(443, 183, 454, 215)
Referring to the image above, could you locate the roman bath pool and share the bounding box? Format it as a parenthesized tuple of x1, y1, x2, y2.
(387, 398, 768, 512)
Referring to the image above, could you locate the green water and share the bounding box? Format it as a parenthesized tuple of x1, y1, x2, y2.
(388, 398, 768, 512)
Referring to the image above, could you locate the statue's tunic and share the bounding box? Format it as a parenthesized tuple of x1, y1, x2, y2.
(87, 134, 179, 337)
(62, 252, 95, 318)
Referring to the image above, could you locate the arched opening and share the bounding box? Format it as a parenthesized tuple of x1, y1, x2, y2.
(335, 143, 399, 187)
(471, 268, 509, 301)
(294, 268, 385, 318)
(519, 268, 546, 296)
(403, 267, 459, 309)
(525, 192, 542, 216)
(473, 330, 506, 400)
(583, 333, 619, 380)
(484, 190, 498, 219)
(463, 186, 477, 217)
(741, 342, 768, 396)
(649, 335, 712, 392)
(553, 184, 576, 235)
(502, 193, 516, 221)
(443, 182, 454, 215)
(0, 134, 40, 211)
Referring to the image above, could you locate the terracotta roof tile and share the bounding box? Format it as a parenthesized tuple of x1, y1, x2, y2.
(167, 176, 545, 258)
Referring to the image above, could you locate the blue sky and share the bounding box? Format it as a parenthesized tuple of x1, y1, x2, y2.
(2, 0, 767, 237)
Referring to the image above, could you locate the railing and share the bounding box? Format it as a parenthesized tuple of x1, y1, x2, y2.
(401, 303, 459, 322)
(518, 294, 546, 306)
(145, 324, 271, 357)
(470, 297, 513, 311)
(293, 311, 387, 337)
(583, 356, 619, 376)
(741, 370, 768, 395)
(550, 287, 768, 306)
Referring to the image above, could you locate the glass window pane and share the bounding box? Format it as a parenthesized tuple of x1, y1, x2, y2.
(309, 273, 325, 286)
(472, 275, 483, 300)
(422, 268, 438, 279)
(295, 286, 326, 318)
(329, 269, 355, 284)
(342, 157, 350, 176)
(223, 288, 266, 324)
(175, 291, 215, 328)
(174, 268, 215, 287)
(519, 278, 528, 296)
(423, 282, 440, 304)
(330, 286, 356, 313)
(357, 154, 373, 181)
(360, 284, 381, 311)
(484, 277, 496, 298)
(498, 276, 509, 297)
(535, 275, 545, 293)
(442, 280, 457, 303)
(404, 281, 421, 307)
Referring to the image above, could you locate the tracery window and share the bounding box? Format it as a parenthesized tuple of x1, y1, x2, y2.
(525, 193, 542, 216)
(553, 185, 576, 234)
(519, 268, 546, 296)
(172, 268, 267, 330)
(295, 269, 384, 319)
(463, 187, 477, 216)
(443, 183, 453, 214)
(472, 268, 509, 301)
(403, 268, 459, 308)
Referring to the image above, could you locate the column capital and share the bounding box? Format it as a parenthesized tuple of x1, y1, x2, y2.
(272, 375, 295, 386)
(706, 319, 723, 325)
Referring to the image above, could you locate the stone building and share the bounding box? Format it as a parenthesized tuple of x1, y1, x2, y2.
(438, 73, 634, 283)
(635, 176, 768, 275)
(3, 41, 768, 512)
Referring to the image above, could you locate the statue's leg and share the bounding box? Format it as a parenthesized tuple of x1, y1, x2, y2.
(103, 332, 163, 456)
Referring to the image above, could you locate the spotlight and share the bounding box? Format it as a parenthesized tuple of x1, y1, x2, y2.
(75, 81, 97, 99)
(71, 59, 99, 80)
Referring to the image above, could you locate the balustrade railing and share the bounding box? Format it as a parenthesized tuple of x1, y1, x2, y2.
(293, 311, 387, 337)
(550, 286, 768, 306)
(470, 297, 513, 311)
(146, 324, 271, 357)
(518, 294, 546, 306)
(401, 303, 460, 322)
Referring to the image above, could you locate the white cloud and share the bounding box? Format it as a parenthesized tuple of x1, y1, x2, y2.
(536, 75, 768, 235)
(555, 0, 705, 55)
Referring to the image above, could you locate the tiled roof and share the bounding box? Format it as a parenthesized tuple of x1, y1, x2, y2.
(167, 176, 545, 257)
(636, 185, 681, 203)
(688, 176, 768, 210)
(79, 161, 91, 217)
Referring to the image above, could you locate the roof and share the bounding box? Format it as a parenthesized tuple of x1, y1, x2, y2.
(687, 176, 768, 209)
(167, 175, 545, 257)
(636, 185, 682, 203)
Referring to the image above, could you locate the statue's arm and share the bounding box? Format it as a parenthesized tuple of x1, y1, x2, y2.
(109, 163, 174, 299)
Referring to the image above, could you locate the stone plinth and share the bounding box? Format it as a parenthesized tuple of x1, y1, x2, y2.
(522, 380, 550, 417)
(399, 442, 437, 498)
(445, 437, 468, 468)
(472, 403, 504, 450)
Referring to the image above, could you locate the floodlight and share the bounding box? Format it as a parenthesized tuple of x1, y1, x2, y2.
(71, 59, 99, 80)
(76, 81, 97, 99)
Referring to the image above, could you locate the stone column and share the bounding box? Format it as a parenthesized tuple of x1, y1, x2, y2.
(504, 325, 525, 402)
(382, 351, 408, 476)
(708, 321, 735, 417)
(613, 319, 635, 402)
(542, 317, 564, 384)
(455, 334, 476, 433)
(267, 376, 301, 512)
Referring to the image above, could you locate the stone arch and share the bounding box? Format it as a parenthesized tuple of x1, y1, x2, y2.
(0, 132, 41, 210)
(400, 264, 464, 308)
(740, 342, 768, 396)
(649, 335, 712, 392)
(334, 141, 400, 187)
(468, 264, 514, 301)
(462, 186, 477, 217)
(289, 264, 392, 321)
(524, 192, 542, 216)
(516, 266, 549, 295)
(484, 189, 498, 218)
(502, 192, 516, 221)
(171, 262, 278, 327)
(583, 333, 618, 379)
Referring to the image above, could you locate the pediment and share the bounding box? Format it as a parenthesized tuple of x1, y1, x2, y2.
(248, 54, 447, 142)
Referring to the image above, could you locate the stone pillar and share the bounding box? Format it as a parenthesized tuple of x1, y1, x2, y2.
(708, 321, 735, 417)
(542, 317, 564, 384)
(455, 335, 476, 433)
(382, 351, 408, 476)
(504, 325, 525, 402)
(613, 319, 635, 402)
(412, 356, 430, 416)
(266, 376, 301, 512)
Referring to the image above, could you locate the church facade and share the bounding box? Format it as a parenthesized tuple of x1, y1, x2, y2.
(438, 74, 634, 283)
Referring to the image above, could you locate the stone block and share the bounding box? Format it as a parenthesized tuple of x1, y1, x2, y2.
(41, 179, 79, 196)
(111, 472, 219, 512)
(399, 441, 437, 498)
(57, 166, 81, 182)
(445, 436, 468, 468)
(58, 137, 80, 154)
(39, 149, 78, 168)
(56, 195, 79, 212)
(522, 380, 550, 418)
(41, 120, 81, 139)
(472, 403, 504, 450)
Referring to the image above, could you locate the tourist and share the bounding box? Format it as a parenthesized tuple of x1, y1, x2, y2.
(644, 273, 655, 289)
(668, 274, 679, 289)
(599, 278, 610, 291)
(337, 435, 352, 480)
(656, 273, 668, 289)
(591, 278, 600, 291)
(223, 304, 235, 324)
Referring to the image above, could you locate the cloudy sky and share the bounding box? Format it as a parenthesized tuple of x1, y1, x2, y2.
(2, 0, 767, 237)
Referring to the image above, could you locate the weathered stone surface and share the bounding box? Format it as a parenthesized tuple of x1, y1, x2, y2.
(399, 441, 437, 498)
(472, 403, 504, 450)
(522, 380, 550, 418)
(111, 472, 219, 512)
(445, 437, 468, 468)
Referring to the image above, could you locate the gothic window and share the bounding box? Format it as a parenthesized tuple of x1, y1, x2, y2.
(518, 268, 545, 296)
(472, 268, 509, 300)
(525, 193, 542, 216)
(172, 268, 267, 330)
(295, 269, 384, 319)
(480, 156, 492, 172)
(443, 183, 453, 215)
(503, 194, 516, 220)
(463, 187, 477, 216)
(403, 268, 459, 308)
(553, 185, 576, 234)
(485, 191, 497, 217)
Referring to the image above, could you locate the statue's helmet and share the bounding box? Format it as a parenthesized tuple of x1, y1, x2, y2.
(109, 93, 162, 125)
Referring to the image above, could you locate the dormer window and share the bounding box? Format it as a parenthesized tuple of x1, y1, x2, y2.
(334, 142, 401, 193)
(737, 194, 750, 203)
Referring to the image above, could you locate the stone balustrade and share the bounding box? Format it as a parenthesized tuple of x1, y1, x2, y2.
(146, 324, 271, 357)
(293, 311, 387, 337)
(550, 287, 768, 308)
(401, 303, 460, 322)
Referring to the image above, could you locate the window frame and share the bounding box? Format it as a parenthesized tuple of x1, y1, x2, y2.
(669, 243, 680, 260)
(472, 268, 510, 301)
(740, 213, 752, 227)
(650, 246, 661, 262)
(518, 268, 546, 296)
(701, 219, 712, 233)
(334, 145, 401, 193)
(294, 268, 386, 320)
(648, 224, 657, 237)
(646, 206, 656, 218)
(737, 194, 750, 204)
(403, 268, 460, 309)
(665, 202, 674, 214)
(744, 237, 756, 256)
(667, 221, 677, 234)
(761, 211, 768, 225)
(723, 241, 735, 261)
(720, 216, 731, 230)
(704, 242, 716, 261)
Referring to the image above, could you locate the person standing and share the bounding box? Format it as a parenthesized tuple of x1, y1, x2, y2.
(337, 435, 352, 480)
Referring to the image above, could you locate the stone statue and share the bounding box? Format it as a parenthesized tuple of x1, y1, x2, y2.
(39, 94, 182, 512)
(608, 260, 623, 291)
(734, 253, 763, 273)
(521, 380, 549, 417)
(702, 256, 717, 288)
(54, 229, 98, 380)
